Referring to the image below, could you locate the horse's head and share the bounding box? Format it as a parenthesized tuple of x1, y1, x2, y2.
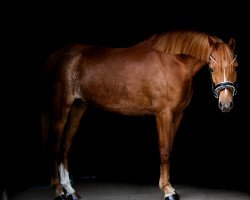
(208, 37, 238, 112)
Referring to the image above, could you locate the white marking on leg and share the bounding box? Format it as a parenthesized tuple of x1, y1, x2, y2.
(164, 191, 176, 198)
(59, 163, 75, 196)
(161, 184, 176, 198)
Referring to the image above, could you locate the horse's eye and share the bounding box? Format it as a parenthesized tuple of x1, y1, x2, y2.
(209, 67, 214, 72)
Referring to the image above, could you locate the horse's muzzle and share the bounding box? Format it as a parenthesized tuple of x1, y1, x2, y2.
(218, 101, 234, 112)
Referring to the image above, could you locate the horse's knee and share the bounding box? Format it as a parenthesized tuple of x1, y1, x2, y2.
(160, 149, 170, 163)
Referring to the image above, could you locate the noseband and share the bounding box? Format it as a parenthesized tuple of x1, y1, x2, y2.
(212, 81, 237, 98)
(209, 55, 238, 99)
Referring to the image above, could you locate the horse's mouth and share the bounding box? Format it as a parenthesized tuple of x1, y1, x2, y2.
(220, 106, 233, 113)
(219, 101, 234, 112)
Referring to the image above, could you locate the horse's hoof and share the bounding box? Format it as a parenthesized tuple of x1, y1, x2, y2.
(165, 193, 180, 200)
(66, 192, 81, 200)
(55, 194, 67, 200)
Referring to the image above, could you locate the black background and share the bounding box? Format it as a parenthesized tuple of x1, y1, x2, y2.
(2, 1, 250, 197)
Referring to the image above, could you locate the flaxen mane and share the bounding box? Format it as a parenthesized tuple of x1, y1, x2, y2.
(149, 30, 222, 62)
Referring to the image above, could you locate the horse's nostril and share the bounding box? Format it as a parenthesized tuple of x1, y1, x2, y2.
(219, 101, 234, 110)
(219, 101, 234, 112)
(230, 101, 234, 108)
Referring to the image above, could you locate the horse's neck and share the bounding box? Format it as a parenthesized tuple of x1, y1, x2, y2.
(194, 60, 208, 76)
(182, 56, 208, 77)
(135, 38, 209, 76)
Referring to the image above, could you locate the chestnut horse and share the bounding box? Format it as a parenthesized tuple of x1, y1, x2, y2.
(40, 30, 238, 200)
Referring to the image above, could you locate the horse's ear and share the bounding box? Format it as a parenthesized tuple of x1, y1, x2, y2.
(228, 38, 236, 51)
(208, 36, 219, 50)
(208, 36, 216, 47)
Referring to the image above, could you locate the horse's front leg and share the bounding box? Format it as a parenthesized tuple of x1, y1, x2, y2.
(156, 109, 183, 200)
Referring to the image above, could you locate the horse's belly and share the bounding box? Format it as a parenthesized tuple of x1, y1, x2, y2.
(81, 74, 154, 115)
(90, 96, 153, 115)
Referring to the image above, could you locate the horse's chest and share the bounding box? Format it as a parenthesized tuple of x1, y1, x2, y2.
(163, 78, 193, 110)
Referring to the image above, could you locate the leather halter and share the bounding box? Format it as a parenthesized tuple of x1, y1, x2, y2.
(209, 55, 237, 99)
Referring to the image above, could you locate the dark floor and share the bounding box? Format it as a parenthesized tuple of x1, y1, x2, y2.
(9, 179, 250, 200)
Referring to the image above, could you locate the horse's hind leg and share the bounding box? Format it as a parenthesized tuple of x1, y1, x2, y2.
(59, 100, 88, 200)
(49, 103, 72, 200)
